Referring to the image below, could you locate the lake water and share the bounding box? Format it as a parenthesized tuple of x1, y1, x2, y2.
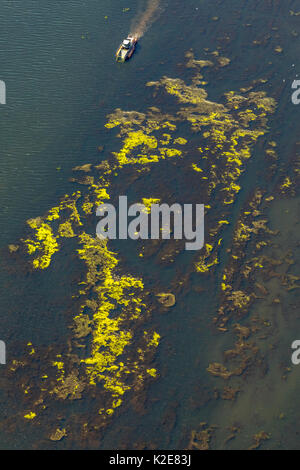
(0, 0, 299, 449)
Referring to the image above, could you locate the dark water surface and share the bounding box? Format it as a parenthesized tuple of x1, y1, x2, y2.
(0, 0, 299, 449)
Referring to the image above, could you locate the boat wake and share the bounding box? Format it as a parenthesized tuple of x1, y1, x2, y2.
(130, 0, 166, 39)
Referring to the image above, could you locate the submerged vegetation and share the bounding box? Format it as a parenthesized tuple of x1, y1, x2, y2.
(5, 45, 299, 449)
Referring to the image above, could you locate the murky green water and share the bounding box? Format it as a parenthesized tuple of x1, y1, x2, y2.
(0, 0, 299, 449)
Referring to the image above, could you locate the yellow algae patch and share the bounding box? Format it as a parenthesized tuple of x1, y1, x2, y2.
(147, 77, 225, 114)
(279, 176, 293, 194)
(221, 283, 231, 291)
(147, 368, 157, 377)
(47, 206, 60, 221)
(52, 360, 65, 384)
(76, 234, 118, 289)
(144, 331, 160, 348)
(173, 137, 188, 145)
(142, 198, 161, 213)
(81, 200, 94, 215)
(160, 148, 182, 158)
(192, 163, 203, 173)
(58, 220, 75, 238)
(218, 220, 229, 225)
(104, 120, 121, 129)
(75, 233, 157, 404)
(162, 121, 177, 131)
(136, 155, 161, 164)
(53, 361, 64, 370)
(105, 109, 146, 134)
(147, 77, 209, 106)
(22, 191, 85, 269)
(46, 191, 83, 226)
(195, 243, 219, 273)
(113, 398, 122, 408)
(160, 133, 172, 145)
(113, 130, 158, 166)
(23, 220, 59, 270)
(90, 185, 110, 205)
(107, 116, 184, 165)
(24, 412, 36, 420)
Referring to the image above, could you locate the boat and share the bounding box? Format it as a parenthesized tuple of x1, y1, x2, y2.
(116, 35, 138, 63)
